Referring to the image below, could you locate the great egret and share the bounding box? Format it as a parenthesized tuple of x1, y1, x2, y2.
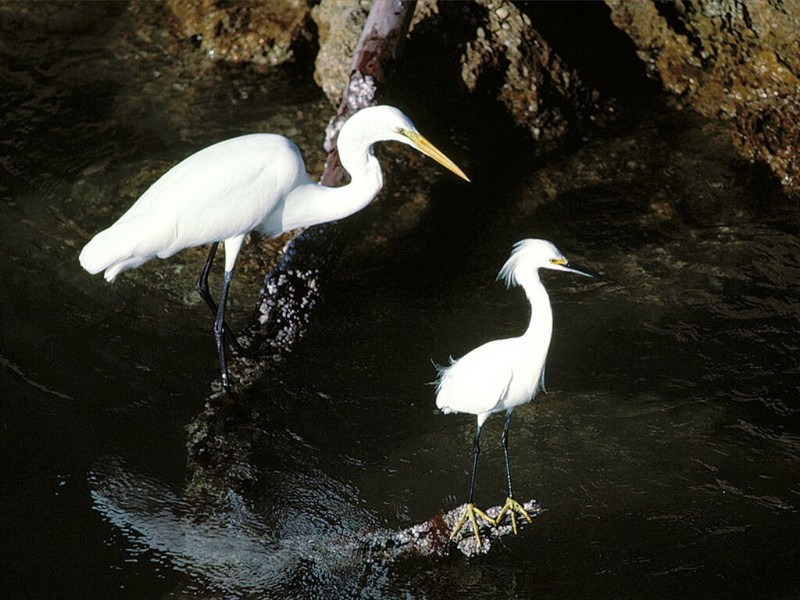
(435, 239, 592, 546)
(80, 105, 470, 390)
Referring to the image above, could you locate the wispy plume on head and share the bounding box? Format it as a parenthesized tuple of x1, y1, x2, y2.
(496, 239, 566, 288)
(496, 240, 532, 288)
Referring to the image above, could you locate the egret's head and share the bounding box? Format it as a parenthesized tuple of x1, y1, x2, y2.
(343, 105, 470, 181)
(498, 239, 593, 288)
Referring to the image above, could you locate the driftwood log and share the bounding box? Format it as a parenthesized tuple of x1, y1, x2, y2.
(234, 0, 417, 385)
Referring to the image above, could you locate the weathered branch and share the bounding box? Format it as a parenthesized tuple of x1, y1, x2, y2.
(236, 1, 417, 382)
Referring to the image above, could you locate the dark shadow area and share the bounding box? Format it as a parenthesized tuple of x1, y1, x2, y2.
(518, 1, 662, 105)
(366, 2, 548, 285)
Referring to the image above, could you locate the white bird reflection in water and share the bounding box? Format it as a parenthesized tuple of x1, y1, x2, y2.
(88, 455, 543, 595)
(88, 456, 382, 597)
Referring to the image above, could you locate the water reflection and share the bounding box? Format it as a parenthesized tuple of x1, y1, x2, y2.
(89, 456, 381, 597)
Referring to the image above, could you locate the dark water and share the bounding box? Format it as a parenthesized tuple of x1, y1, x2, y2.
(3, 3, 800, 599)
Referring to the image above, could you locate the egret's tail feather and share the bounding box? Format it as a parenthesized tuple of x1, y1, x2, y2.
(79, 215, 154, 282)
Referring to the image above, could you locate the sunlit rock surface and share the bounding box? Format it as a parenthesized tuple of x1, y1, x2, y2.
(605, 0, 800, 193)
(150, 0, 800, 191)
(312, 0, 604, 146)
(162, 0, 311, 66)
(311, 0, 370, 105)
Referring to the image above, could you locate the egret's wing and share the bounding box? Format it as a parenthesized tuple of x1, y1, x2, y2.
(435, 340, 514, 416)
(80, 134, 308, 280)
(115, 135, 307, 257)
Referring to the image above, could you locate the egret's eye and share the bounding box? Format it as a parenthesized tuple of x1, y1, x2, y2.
(549, 258, 567, 266)
(398, 128, 420, 144)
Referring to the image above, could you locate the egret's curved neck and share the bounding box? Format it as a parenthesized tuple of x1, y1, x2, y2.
(520, 273, 553, 342)
(280, 138, 384, 232)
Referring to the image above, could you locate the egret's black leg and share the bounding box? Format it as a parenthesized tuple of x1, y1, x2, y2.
(467, 424, 484, 504)
(450, 422, 493, 546)
(214, 269, 234, 391)
(195, 243, 221, 314)
(195, 243, 244, 353)
(496, 410, 532, 534)
(501, 411, 515, 499)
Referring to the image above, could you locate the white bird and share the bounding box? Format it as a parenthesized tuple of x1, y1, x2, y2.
(80, 105, 470, 390)
(435, 239, 592, 546)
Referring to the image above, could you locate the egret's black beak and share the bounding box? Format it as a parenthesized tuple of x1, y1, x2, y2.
(562, 261, 595, 278)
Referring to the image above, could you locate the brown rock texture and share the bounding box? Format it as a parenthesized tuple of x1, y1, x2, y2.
(456, 0, 600, 144)
(165, 0, 311, 66)
(311, 0, 370, 105)
(153, 0, 800, 193)
(734, 94, 800, 192)
(604, 0, 800, 193)
(154, 0, 603, 147)
(311, 0, 603, 145)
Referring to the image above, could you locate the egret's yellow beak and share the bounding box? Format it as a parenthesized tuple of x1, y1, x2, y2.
(400, 129, 471, 182)
(549, 257, 594, 278)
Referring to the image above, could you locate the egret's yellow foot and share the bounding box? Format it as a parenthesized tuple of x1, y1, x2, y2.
(494, 497, 532, 535)
(451, 503, 494, 547)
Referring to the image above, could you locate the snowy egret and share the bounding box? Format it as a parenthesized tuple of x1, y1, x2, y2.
(435, 239, 592, 546)
(79, 105, 469, 390)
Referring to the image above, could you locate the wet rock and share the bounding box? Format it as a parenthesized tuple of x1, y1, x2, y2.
(734, 94, 800, 195)
(605, 0, 800, 118)
(604, 0, 800, 192)
(185, 391, 266, 498)
(138, 0, 606, 148)
(312, 0, 455, 107)
(163, 0, 311, 66)
(311, 0, 371, 105)
(368, 499, 543, 559)
(312, 1, 604, 146)
(454, 0, 602, 145)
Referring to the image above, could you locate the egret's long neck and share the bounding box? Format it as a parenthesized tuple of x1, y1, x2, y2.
(280, 127, 385, 232)
(520, 273, 553, 345)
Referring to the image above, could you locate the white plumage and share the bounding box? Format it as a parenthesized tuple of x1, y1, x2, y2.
(79, 105, 469, 390)
(80, 135, 308, 281)
(435, 238, 593, 546)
